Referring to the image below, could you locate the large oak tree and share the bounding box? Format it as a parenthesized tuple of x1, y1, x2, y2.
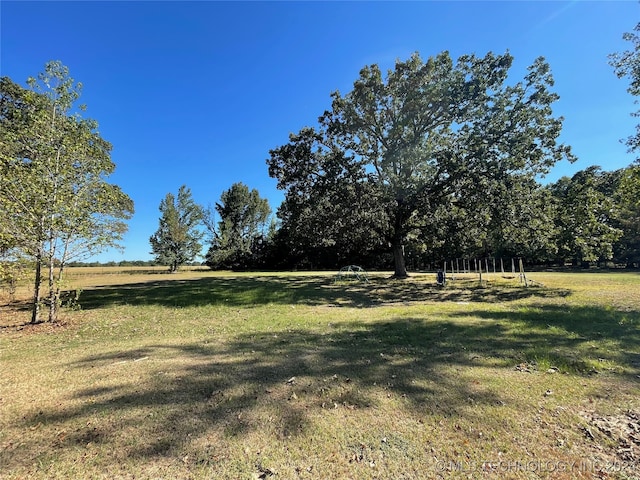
(268, 52, 573, 277)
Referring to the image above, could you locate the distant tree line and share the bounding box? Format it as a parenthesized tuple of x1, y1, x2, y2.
(148, 160, 640, 272)
(73, 161, 640, 272)
(65, 260, 173, 268)
(149, 46, 640, 273)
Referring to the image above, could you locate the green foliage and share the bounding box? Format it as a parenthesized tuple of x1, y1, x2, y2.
(610, 22, 640, 155)
(481, 177, 559, 261)
(0, 258, 30, 301)
(613, 165, 640, 265)
(549, 167, 623, 265)
(269, 133, 389, 269)
(150, 185, 204, 272)
(269, 51, 573, 276)
(0, 62, 134, 322)
(204, 182, 272, 270)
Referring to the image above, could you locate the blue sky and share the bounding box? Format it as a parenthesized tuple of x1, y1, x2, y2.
(1, 1, 638, 262)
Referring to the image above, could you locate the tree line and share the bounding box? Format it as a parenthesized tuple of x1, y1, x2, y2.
(3, 23, 640, 321)
(149, 182, 275, 273)
(150, 47, 640, 274)
(148, 163, 640, 273)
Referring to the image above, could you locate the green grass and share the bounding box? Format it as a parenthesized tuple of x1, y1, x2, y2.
(1, 269, 639, 479)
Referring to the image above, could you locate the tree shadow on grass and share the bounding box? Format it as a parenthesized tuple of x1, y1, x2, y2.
(451, 304, 640, 375)
(74, 274, 571, 310)
(7, 303, 638, 471)
(9, 319, 510, 464)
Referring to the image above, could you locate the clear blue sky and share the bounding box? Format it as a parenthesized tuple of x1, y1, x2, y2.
(1, 1, 638, 262)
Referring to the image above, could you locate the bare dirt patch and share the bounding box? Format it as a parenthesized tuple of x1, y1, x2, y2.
(581, 410, 640, 473)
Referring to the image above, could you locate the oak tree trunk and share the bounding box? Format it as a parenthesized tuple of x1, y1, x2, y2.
(392, 241, 408, 278)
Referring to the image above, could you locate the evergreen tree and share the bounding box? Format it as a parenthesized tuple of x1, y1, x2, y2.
(205, 182, 271, 270)
(150, 185, 203, 272)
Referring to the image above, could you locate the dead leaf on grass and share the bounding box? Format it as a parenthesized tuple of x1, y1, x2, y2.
(515, 363, 535, 373)
(254, 463, 275, 479)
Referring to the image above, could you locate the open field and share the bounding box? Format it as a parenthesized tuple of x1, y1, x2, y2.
(1, 268, 639, 479)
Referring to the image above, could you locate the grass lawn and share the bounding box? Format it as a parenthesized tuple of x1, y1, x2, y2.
(1, 268, 639, 479)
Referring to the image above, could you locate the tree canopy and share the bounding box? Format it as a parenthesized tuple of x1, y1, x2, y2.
(0, 62, 134, 322)
(548, 167, 623, 266)
(150, 185, 204, 272)
(204, 182, 272, 270)
(268, 51, 573, 276)
(610, 22, 640, 155)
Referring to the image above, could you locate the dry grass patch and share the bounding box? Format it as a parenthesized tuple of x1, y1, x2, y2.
(1, 268, 639, 479)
